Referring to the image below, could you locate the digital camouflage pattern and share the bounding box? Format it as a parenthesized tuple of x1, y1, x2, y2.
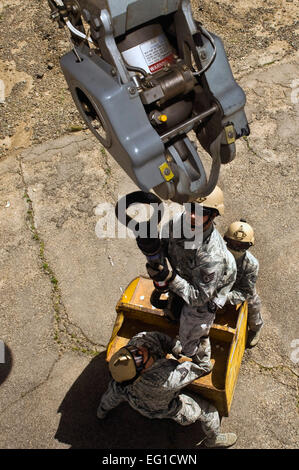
(227, 250, 263, 332)
(161, 215, 237, 309)
(97, 331, 220, 438)
(160, 213, 237, 357)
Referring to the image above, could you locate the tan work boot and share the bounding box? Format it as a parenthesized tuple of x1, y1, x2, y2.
(204, 433, 237, 448)
(247, 328, 262, 348)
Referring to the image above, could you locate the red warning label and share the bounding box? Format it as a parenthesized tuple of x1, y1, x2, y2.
(140, 34, 174, 74)
(121, 33, 175, 75)
(149, 54, 175, 73)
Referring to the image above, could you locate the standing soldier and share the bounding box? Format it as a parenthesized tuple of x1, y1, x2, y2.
(224, 220, 263, 347)
(146, 186, 237, 370)
(97, 331, 237, 448)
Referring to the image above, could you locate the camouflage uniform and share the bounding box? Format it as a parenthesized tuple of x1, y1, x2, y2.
(161, 213, 237, 359)
(227, 251, 263, 332)
(97, 331, 220, 439)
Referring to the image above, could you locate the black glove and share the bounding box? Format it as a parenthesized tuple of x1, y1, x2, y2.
(146, 262, 171, 282)
(146, 260, 175, 292)
(207, 300, 217, 314)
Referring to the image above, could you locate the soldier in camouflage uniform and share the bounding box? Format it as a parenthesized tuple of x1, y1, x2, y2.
(224, 220, 263, 347)
(146, 186, 237, 367)
(97, 331, 237, 448)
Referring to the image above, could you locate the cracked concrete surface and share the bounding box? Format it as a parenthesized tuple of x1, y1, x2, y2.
(0, 1, 298, 450)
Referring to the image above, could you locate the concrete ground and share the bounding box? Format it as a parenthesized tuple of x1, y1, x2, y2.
(0, 0, 298, 451)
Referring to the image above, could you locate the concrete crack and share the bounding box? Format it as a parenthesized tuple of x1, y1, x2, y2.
(32, 135, 90, 155)
(235, 51, 294, 81)
(0, 357, 59, 416)
(16, 154, 107, 358)
(246, 358, 299, 411)
(242, 136, 260, 159)
(247, 359, 299, 379)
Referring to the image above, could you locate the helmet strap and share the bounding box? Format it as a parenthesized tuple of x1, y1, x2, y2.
(143, 354, 152, 369)
(202, 211, 218, 231)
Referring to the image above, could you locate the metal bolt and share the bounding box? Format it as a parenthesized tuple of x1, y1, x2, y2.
(200, 51, 207, 60)
(92, 16, 102, 30)
(82, 8, 91, 22)
(128, 87, 136, 95)
(164, 168, 171, 176)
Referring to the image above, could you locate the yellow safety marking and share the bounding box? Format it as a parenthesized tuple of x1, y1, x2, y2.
(225, 125, 235, 144)
(158, 114, 168, 122)
(159, 162, 174, 181)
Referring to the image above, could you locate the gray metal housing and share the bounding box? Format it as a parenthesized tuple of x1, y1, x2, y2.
(57, 0, 250, 202)
(60, 49, 167, 191)
(77, 0, 180, 37)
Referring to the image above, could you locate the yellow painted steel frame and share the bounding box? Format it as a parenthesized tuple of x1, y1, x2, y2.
(225, 301, 248, 413)
(106, 277, 248, 417)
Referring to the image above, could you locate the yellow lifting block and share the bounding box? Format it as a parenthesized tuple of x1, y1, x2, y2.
(106, 276, 248, 417)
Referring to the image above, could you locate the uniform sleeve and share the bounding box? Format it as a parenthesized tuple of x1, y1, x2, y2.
(227, 288, 247, 304)
(97, 380, 126, 417)
(163, 361, 208, 390)
(228, 261, 259, 304)
(129, 331, 176, 355)
(169, 257, 222, 307)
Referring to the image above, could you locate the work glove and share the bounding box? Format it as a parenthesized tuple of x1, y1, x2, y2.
(207, 300, 217, 314)
(171, 338, 183, 359)
(146, 262, 172, 282)
(146, 259, 175, 292)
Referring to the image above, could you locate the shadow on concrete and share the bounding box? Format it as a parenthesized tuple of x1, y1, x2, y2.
(0, 343, 13, 387)
(55, 352, 206, 449)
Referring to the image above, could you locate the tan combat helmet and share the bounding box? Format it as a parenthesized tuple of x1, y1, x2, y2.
(194, 185, 224, 216)
(109, 346, 144, 383)
(224, 220, 254, 250)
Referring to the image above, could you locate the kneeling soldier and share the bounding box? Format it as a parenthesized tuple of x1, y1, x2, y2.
(97, 331, 237, 448)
